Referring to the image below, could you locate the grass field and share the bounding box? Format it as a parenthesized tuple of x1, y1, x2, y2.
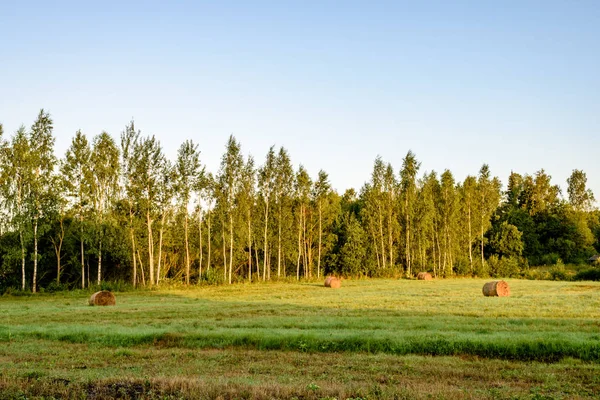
(1, 278, 600, 399)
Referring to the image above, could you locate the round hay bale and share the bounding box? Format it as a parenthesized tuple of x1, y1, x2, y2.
(89, 290, 116, 306)
(324, 276, 341, 288)
(329, 277, 341, 289)
(482, 280, 510, 297)
(416, 272, 432, 280)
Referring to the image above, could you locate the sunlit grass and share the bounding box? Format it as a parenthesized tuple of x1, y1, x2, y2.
(2, 279, 600, 362)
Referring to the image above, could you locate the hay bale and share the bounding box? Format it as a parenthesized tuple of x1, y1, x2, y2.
(482, 280, 510, 297)
(329, 278, 341, 289)
(324, 276, 341, 288)
(89, 290, 116, 306)
(417, 272, 432, 280)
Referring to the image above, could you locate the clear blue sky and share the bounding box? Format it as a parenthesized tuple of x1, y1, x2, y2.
(1, 1, 599, 199)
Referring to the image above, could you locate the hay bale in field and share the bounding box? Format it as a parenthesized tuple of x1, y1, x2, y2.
(417, 272, 432, 280)
(482, 280, 510, 297)
(89, 290, 116, 306)
(324, 276, 341, 288)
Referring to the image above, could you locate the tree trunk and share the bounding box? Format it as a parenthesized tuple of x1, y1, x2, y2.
(81, 216, 85, 289)
(97, 238, 102, 285)
(247, 210, 252, 282)
(481, 222, 485, 271)
(207, 210, 211, 271)
(130, 206, 136, 287)
(296, 211, 302, 280)
(147, 209, 154, 285)
(405, 196, 410, 277)
(20, 230, 26, 291)
(378, 203, 386, 268)
(263, 202, 269, 281)
(318, 200, 322, 279)
(255, 244, 260, 280)
(131, 227, 137, 287)
(277, 203, 282, 278)
(137, 249, 145, 286)
(157, 211, 166, 284)
(222, 226, 227, 282)
(371, 223, 381, 269)
(302, 205, 308, 277)
(387, 198, 393, 268)
(52, 219, 64, 284)
(184, 211, 190, 285)
(31, 220, 38, 293)
(468, 203, 473, 274)
(431, 230, 437, 277)
(198, 210, 203, 282)
(229, 212, 233, 284)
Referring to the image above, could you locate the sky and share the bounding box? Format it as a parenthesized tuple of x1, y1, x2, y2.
(1, 1, 599, 201)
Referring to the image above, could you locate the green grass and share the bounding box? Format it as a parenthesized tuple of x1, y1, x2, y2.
(1, 278, 600, 398)
(2, 279, 600, 361)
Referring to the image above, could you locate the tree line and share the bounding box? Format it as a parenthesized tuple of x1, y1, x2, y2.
(0, 110, 598, 292)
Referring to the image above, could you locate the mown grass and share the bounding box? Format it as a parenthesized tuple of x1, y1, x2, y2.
(2, 279, 600, 362)
(2, 278, 600, 398)
(1, 340, 600, 399)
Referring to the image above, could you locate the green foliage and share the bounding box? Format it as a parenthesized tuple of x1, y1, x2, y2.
(0, 110, 598, 291)
(573, 268, 600, 281)
(489, 221, 524, 258)
(338, 213, 368, 276)
(487, 255, 522, 278)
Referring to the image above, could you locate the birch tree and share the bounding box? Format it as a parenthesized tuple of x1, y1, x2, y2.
(90, 132, 120, 284)
(274, 147, 294, 277)
(28, 110, 56, 292)
(239, 155, 256, 281)
(313, 170, 331, 278)
(258, 147, 276, 281)
(120, 122, 140, 286)
(2, 127, 31, 290)
(217, 136, 243, 284)
(399, 151, 420, 276)
(175, 140, 203, 285)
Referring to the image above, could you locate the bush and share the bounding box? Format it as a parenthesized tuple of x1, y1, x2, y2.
(96, 280, 135, 292)
(549, 266, 569, 281)
(573, 268, 600, 281)
(1, 287, 32, 296)
(44, 281, 72, 293)
(201, 269, 224, 285)
(488, 255, 521, 278)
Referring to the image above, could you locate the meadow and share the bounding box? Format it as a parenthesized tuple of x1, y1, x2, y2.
(1, 279, 600, 399)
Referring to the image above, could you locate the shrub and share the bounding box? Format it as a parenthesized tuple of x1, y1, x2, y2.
(488, 255, 521, 278)
(573, 268, 600, 281)
(549, 262, 570, 281)
(45, 281, 71, 293)
(201, 269, 224, 286)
